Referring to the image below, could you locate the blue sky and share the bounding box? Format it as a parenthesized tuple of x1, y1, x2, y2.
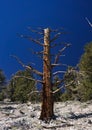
(0, 0, 92, 79)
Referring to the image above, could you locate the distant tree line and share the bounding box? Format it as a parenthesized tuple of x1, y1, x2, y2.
(0, 41, 92, 102)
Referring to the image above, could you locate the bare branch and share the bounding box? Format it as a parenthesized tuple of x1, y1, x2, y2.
(27, 27, 44, 35)
(50, 32, 64, 43)
(54, 78, 65, 86)
(51, 63, 62, 67)
(50, 43, 58, 48)
(29, 91, 40, 94)
(29, 48, 43, 55)
(37, 27, 44, 31)
(20, 34, 43, 46)
(51, 63, 68, 68)
(53, 75, 73, 86)
(52, 85, 64, 94)
(54, 43, 71, 64)
(50, 27, 65, 32)
(38, 37, 44, 41)
(50, 43, 63, 48)
(13, 75, 43, 84)
(11, 55, 43, 76)
(28, 48, 43, 60)
(33, 51, 43, 55)
(10, 55, 25, 67)
(53, 71, 66, 76)
(28, 90, 42, 96)
(51, 42, 70, 48)
(85, 17, 92, 27)
(50, 29, 60, 32)
(52, 80, 74, 94)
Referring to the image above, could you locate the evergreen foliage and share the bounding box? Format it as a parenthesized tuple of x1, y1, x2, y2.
(0, 69, 6, 101)
(0, 69, 6, 86)
(60, 66, 80, 101)
(61, 42, 92, 102)
(78, 42, 92, 101)
(7, 70, 39, 103)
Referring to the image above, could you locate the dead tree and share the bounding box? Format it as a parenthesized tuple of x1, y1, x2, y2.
(40, 28, 54, 120)
(13, 27, 71, 121)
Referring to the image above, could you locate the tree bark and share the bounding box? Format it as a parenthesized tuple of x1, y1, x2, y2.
(40, 28, 54, 121)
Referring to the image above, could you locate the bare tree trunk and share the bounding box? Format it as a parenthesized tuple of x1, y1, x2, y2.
(13, 27, 71, 121)
(40, 28, 54, 121)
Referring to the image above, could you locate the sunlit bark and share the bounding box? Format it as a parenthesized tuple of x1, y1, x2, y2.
(40, 28, 54, 121)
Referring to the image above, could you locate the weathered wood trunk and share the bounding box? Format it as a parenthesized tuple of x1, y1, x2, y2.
(40, 28, 54, 121)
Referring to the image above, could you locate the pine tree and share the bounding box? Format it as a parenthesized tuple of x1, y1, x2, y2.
(0, 69, 6, 86)
(0, 69, 6, 100)
(60, 66, 80, 101)
(78, 42, 92, 101)
(7, 70, 37, 103)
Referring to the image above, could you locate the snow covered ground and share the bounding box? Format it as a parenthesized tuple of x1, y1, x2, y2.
(0, 100, 92, 130)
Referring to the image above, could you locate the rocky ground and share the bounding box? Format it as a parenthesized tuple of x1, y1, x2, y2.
(0, 100, 92, 130)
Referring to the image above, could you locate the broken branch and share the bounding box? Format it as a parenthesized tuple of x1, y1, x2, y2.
(20, 35, 43, 46)
(85, 17, 92, 27)
(29, 48, 43, 55)
(13, 75, 43, 84)
(11, 55, 43, 76)
(50, 32, 66, 43)
(54, 43, 71, 64)
(52, 80, 74, 94)
(51, 63, 62, 67)
(28, 90, 42, 96)
(53, 71, 66, 76)
(27, 27, 44, 35)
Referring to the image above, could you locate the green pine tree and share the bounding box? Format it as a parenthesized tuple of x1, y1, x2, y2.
(78, 42, 92, 101)
(7, 70, 39, 103)
(60, 66, 80, 101)
(0, 69, 6, 100)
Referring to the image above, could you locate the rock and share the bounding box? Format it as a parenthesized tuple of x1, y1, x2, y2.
(27, 101, 31, 106)
(30, 112, 36, 118)
(3, 98, 11, 102)
(88, 119, 92, 124)
(19, 110, 25, 115)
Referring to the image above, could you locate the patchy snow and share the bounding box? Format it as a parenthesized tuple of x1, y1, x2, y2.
(0, 101, 92, 130)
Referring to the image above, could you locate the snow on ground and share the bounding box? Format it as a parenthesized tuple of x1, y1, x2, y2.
(0, 100, 92, 130)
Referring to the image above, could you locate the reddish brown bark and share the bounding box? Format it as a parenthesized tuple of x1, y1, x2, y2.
(40, 28, 54, 121)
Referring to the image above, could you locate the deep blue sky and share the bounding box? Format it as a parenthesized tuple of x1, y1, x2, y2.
(0, 0, 92, 79)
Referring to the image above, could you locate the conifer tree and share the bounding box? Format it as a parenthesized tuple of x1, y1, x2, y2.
(7, 70, 37, 103)
(78, 42, 92, 101)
